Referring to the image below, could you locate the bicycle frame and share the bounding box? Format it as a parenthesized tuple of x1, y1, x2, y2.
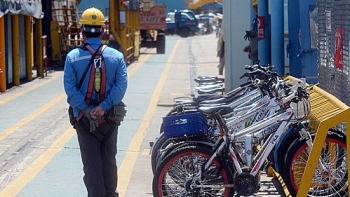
(152, 82, 290, 172)
(151, 95, 282, 164)
(225, 95, 281, 133)
(208, 111, 290, 170)
(224, 89, 261, 116)
(235, 110, 296, 176)
(203, 90, 305, 177)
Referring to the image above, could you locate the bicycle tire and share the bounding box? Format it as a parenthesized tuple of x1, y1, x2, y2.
(268, 127, 301, 173)
(152, 145, 235, 197)
(154, 140, 217, 174)
(282, 131, 347, 197)
(151, 133, 173, 174)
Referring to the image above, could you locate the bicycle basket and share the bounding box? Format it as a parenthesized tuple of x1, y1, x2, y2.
(286, 78, 311, 120)
(163, 112, 208, 138)
(290, 96, 311, 120)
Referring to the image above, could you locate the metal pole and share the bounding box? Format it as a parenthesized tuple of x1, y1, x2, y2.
(35, 18, 43, 77)
(0, 16, 6, 92)
(258, 0, 270, 66)
(223, 0, 232, 91)
(119, 0, 128, 60)
(187, 38, 196, 96)
(25, 16, 34, 81)
(12, 15, 20, 86)
(288, 0, 301, 77)
(224, 0, 251, 91)
(271, 0, 285, 75)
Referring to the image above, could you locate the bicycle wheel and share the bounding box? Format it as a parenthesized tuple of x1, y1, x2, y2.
(154, 140, 218, 175)
(151, 133, 173, 174)
(283, 132, 347, 197)
(152, 145, 235, 197)
(269, 127, 301, 173)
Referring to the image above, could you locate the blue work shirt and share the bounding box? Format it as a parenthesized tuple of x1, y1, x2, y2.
(63, 38, 128, 117)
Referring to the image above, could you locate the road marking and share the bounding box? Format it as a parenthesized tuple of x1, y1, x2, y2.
(0, 127, 76, 196)
(0, 93, 66, 141)
(142, 149, 150, 156)
(0, 73, 63, 105)
(128, 49, 154, 77)
(117, 40, 180, 197)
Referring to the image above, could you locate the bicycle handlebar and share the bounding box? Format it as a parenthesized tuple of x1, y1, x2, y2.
(245, 64, 276, 72)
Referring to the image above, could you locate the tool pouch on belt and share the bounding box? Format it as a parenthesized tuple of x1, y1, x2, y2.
(104, 101, 127, 126)
(68, 106, 76, 128)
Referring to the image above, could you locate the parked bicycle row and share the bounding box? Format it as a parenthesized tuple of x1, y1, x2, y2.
(150, 64, 348, 197)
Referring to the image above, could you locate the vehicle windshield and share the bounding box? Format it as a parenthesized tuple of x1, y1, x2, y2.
(167, 12, 175, 23)
(181, 12, 197, 24)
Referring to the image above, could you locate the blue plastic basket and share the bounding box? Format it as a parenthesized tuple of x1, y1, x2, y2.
(163, 112, 208, 138)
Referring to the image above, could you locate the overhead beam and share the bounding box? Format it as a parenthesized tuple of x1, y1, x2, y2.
(188, 0, 223, 9)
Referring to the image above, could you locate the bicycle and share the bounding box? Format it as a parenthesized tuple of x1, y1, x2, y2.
(151, 68, 284, 173)
(153, 81, 345, 196)
(150, 69, 282, 174)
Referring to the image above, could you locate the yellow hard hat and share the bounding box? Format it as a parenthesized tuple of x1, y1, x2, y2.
(252, 0, 258, 6)
(80, 7, 105, 26)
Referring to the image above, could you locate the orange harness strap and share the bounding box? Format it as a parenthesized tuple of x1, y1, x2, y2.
(77, 44, 107, 123)
(85, 44, 107, 104)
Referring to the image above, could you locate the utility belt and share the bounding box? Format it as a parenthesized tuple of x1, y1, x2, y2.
(68, 101, 127, 128)
(103, 101, 127, 126)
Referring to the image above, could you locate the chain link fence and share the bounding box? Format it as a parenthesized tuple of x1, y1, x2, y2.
(317, 0, 350, 105)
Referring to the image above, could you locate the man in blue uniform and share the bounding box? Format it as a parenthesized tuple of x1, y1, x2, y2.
(63, 7, 128, 197)
(243, 0, 259, 64)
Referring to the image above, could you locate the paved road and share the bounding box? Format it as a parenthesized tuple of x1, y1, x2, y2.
(0, 33, 286, 197)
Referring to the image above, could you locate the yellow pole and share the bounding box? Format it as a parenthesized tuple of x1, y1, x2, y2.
(25, 16, 34, 81)
(119, 0, 127, 57)
(128, 11, 131, 49)
(135, 11, 140, 61)
(35, 18, 43, 77)
(126, 11, 129, 50)
(116, 0, 128, 62)
(109, 0, 126, 58)
(347, 118, 350, 196)
(11, 15, 20, 86)
(0, 16, 6, 92)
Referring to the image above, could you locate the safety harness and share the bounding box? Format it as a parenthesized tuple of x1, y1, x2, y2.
(85, 44, 107, 104)
(76, 44, 107, 123)
(78, 43, 123, 142)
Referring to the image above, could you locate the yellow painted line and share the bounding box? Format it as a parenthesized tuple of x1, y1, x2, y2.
(128, 49, 154, 77)
(0, 93, 66, 141)
(0, 73, 63, 105)
(0, 127, 76, 197)
(117, 40, 180, 197)
(142, 149, 150, 156)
